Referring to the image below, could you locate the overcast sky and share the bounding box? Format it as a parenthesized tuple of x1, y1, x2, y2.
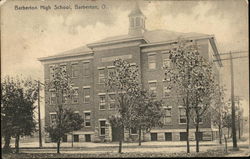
(1, 0, 249, 117)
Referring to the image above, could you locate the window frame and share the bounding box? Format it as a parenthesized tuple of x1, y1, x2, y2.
(49, 65, 55, 81)
(148, 81, 157, 98)
(99, 94, 106, 110)
(49, 112, 57, 124)
(99, 120, 106, 136)
(162, 53, 171, 68)
(72, 87, 79, 104)
(98, 68, 105, 84)
(148, 53, 157, 70)
(84, 111, 91, 127)
(83, 87, 91, 103)
(164, 107, 172, 125)
(163, 82, 171, 98)
(179, 107, 187, 124)
(82, 61, 90, 77)
(108, 93, 116, 110)
(130, 128, 138, 135)
(71, 63, 79, 78)
(49, 89, 57, 105)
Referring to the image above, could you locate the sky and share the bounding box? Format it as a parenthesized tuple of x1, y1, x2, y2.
(1, 0, 249, 118)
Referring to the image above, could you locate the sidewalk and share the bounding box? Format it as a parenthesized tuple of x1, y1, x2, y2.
(7, 140, 220, 149)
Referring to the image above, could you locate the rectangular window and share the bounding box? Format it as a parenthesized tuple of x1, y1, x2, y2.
(149, 82, 157, 97)
(60, 64, 67, 74)
(85, 134, 91, 142)
(194, 117, 203, 124)
(163, 83, 171, 98)
(83, 62, 90, 76)
(180, 132, 187, 141)
(73, 135, 79, 142)
(179, 108, 187, 124)
(162, 53, 171, 68)
(100, 120, 106, 136)
(72, 88, 79, 104)
(164, 108, 172, 124)
(71, 63, 79, 78)
(49, 65, 55, 80)
(50, 91, 56, 105)
(165, 132, 172, 141)
(109, 94, 116, 110)
(83, 88, 90, 103)
(131, 128, 137, 135)
(108, 67, 115, 78)
(148, 54, 156, 69)
(62, 92, 69, 104)
(50, 113, 57, 124)
(84, 112, 91, 127)
(99, 95, 106, 110)
(99, 69, 105, 83)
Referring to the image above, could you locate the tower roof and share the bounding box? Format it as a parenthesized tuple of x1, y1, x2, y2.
(128, 2, 144, 17)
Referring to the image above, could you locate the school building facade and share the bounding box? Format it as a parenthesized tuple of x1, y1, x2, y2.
(39, 4, 222, 143)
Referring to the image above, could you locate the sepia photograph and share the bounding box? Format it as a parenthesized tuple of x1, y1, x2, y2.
(1, 0, 249, 158)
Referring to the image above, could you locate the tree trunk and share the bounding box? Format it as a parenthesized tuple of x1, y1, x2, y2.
(186, 108, 190, 153)
(3, 135, 11, 151)
(219, 124, 222, 144)
(57, 139, 61, 153)
(195, 121, 200, 153)
(224, 135, 228, 153)
(138, 126, 142, 146)
(118, 126, 123, 153)
(15, 135, 20, 154)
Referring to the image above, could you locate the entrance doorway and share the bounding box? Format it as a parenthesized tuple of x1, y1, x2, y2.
(180, 132, 187, 141)
(151, 133, 158, 141)
(165, 132, 172, 141)
(85, 134, 91, 142)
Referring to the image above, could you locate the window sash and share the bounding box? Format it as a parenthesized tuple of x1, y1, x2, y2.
(131, 128, 137, 134)
(49, 66, 55, 80)
(148, 55, 156, 69)
(84, 113, 91, 120)
(71, 64, 79, 77)
(50, 114, 57, 123)
(100, 121, 106, 135)
(50, 92, 56, 105)
(83, 88, 90, 103)
(83, 63, 90, 76)
(163, 86, 171, 97)
(179, 108, 187, 123)
(99, 69, 105, 83)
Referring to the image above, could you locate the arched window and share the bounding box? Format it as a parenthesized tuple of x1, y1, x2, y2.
(136, 17, 140, 26)
(130, 18, 134, 27)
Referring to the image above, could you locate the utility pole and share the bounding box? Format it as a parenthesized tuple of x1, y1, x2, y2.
(229, 52, 238, 149)
(236, 97, 241, 139)
(38, 81, 42, 148)
(213, 50, 248, 150)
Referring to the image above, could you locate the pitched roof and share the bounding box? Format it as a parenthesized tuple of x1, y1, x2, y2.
(39, 29, 219, 64)
(128, 2, 144, 17)
(88, 29, 211, 47)
(38, 45, 92, 61)
(143, 29, 210, 43)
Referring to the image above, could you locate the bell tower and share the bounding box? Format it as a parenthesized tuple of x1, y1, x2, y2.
(128, 2, 146, 36)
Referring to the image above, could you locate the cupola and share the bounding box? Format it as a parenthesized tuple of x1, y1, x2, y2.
(128, 2, 146, 36)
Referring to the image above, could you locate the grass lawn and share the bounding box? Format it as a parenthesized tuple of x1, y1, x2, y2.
(2, 149, 226, 159)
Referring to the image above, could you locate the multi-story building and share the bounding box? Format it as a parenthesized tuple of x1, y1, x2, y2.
(39, 4, 222, 143)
